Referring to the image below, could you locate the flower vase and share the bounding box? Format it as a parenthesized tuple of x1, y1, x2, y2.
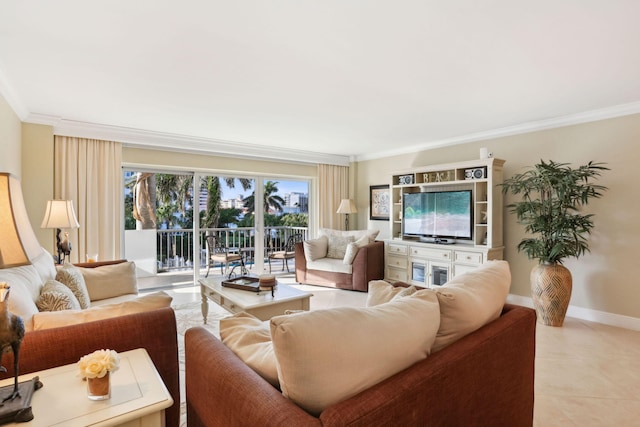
(87, 372, 111, 400)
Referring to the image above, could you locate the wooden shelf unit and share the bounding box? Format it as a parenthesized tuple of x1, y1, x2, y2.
(386, 158, 505, 286)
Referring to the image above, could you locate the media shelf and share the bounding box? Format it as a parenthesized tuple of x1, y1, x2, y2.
(385, 157, 505, 286)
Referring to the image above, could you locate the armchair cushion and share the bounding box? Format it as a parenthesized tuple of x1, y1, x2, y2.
(366, 280, 418, 306)
(270, 289, 440, 416)
(320, 228, 380, 244)
(325, 235, 354, 259)
(36, 279, 81, 311)
(31, 291, 172, 331)
(302, 236, 328, 262)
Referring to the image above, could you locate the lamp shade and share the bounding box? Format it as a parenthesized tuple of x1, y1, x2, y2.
(0, 173, 41, 268)
(336, 199, 357, 214)
(41, 200, 80, 229)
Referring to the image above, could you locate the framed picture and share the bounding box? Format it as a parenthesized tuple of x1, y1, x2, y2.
(370, 185, 390, 220)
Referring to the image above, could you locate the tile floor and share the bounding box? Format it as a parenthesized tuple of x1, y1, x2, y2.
(144, 273, 640, 427)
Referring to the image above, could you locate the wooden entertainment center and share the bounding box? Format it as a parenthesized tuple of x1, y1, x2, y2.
(385, 157, 505, 287)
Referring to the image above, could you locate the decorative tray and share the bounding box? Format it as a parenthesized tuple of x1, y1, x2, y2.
(221, 276, 260, 292)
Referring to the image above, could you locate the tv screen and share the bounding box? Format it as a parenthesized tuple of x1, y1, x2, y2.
(402, 190, 472, 240)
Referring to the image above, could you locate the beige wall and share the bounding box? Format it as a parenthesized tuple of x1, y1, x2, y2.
(0, 94, 21, 176)
(22, 123, 55, 253)
(356, 113, 640, 320)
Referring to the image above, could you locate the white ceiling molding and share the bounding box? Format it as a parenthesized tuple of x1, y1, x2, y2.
(355, 101, 640, 162)
(25, 114, 351, 167)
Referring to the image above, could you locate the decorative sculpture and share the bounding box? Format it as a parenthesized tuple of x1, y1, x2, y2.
(0, 283, 42, 424)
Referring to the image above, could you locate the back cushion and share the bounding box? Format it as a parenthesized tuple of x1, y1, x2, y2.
(76, 261, 138, 301)
(432, 260, 511, 352)
(270, 290, 440, 416)
(302, 236, 328, 262)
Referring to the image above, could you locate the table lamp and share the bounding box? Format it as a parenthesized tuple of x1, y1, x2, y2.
(0, 173, 41, 269)
(41, 200, 80, 264)
(336, 199, 357, 231)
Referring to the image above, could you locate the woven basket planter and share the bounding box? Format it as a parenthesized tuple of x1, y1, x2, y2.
(530, 263, 572, 327)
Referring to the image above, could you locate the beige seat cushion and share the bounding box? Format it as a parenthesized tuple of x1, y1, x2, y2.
(432, 260, 511, 352)
(219, 312, 279, 387)
(75, 261, 138, 302)
(31, 291, 172, 330)
(270, 290, 440, 416)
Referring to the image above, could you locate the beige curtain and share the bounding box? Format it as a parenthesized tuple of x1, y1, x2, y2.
(318, 164, 349, 230)
(54, 136, 122, 263)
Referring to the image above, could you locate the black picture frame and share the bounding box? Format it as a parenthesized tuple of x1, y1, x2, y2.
(370, 185, 390, 220)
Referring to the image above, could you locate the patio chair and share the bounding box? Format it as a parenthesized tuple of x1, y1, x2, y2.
(205, 235, 247, 277)
(267, 233, 303, 273)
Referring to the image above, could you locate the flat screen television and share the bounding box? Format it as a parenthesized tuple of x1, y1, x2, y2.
(402, 190, 473, 241)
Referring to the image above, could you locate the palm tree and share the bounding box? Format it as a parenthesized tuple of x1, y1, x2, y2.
(243, 181, 285, 214)
(201, 177, 252, 229)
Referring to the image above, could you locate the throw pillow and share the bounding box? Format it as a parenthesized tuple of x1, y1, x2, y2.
(75, 261, 138, 302)
(342, 242, 359, 265)
(219, 312, 279, 387)
(270, 289, 440, 416)
(326, 235, 354, 259)
(320, 228, 380, 244)
(31, 291, 172, 330)
(302, 236, 328, 262)
(36, 279, 82, 311)
(55, 264, 91, 309)
(366, 280, 417, 306)
(432, 260, 511, 352)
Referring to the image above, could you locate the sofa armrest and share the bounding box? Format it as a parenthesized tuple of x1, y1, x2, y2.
(1, 307, 180, 427)
(350, 240, 385, 291)
(186, 327, 321, 427)
(320, 304, 536, 426)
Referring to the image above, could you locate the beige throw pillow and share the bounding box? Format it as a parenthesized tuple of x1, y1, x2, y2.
(31, 291, 172, 330)
(366, 280, 418, 306)
(220, 312, 279, 387)
(302, 236, 328, 262)
(36, 279, 81, 311)
(55, 264, 91, 309)
(326, 235, 354, 259)
(270, 290, 440, 416)
(75, 261, 138, 301)
(432, 260, 511, 352)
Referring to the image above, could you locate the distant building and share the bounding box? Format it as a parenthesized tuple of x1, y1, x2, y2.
(285, 192, 308, 213)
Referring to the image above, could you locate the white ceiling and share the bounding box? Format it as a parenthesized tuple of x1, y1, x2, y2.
(2, 1, 640, 164)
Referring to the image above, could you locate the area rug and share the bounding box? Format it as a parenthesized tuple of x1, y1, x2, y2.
(173, 300, 231, 426)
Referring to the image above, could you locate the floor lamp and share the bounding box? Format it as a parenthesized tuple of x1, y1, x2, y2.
(41, 200, 80, 264)
(336, 199, 357, 231)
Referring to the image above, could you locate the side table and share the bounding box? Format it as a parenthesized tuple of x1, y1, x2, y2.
(0, 348, 173, 427)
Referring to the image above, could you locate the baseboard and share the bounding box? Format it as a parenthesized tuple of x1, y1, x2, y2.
(507, 294, 640, 331)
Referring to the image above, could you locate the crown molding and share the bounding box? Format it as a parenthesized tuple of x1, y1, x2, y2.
(24, 114, 351, 166)
(355, 101, 640, 161)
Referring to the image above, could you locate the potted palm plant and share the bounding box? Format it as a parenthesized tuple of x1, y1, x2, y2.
(501, 160, 608, 326)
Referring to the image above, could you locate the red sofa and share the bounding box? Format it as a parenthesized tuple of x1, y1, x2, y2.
(0, 307, 180, 427)
(294, 240, 384, 292)
(185, 303, 536, 426)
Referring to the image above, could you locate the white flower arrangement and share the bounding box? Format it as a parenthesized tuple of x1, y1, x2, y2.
(78, 349, 120, 379)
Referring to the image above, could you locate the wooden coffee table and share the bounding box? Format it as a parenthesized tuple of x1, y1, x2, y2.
(199, 277, 313, 321)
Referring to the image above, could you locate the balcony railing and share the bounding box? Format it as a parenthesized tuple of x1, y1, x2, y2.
(156, 226, 308, 272)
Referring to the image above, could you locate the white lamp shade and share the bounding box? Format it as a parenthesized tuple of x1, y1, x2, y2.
(41, 200, 80, 229)
(336, 199, 357, 214)
(0, 173, 41, 268)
